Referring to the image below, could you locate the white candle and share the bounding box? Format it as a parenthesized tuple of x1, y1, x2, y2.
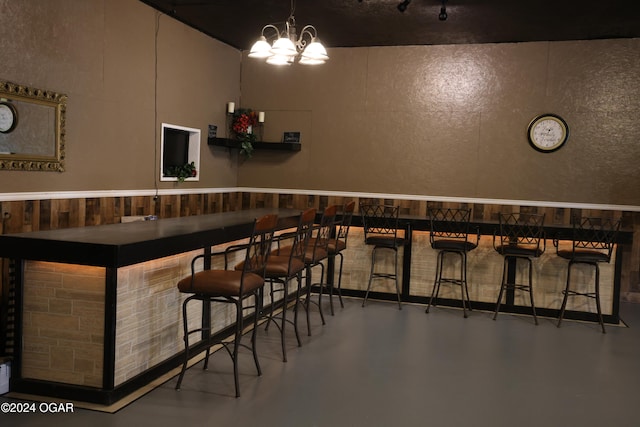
(258, 111, 265, 123)
(227, 102, 235, 114)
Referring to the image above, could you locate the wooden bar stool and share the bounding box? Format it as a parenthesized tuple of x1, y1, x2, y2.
(174, 214, 278, 397)
(555, 216, 621, 333)
(425, 208, 478, 318)
(493, 212, 546, 324)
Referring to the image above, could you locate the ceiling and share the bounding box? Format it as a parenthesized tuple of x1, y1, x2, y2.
(139, 0, 640, 50)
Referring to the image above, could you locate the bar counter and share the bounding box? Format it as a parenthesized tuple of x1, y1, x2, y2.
(1, 208, 301, 268)
(0, 208, 301, 404)
(0, 209, 633, 404)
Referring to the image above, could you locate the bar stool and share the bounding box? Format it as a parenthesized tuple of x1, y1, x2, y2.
(263, 208, 315, 361)
(279, 205, 336, 334)
(492, 212, 546, 325)
(175, 214, 278, 397)
(301, 205, 337, 332)
(555, 216, 621, 333)
(360, 204, 404, 309)
(326, 201, 355, 314)
(310, 201, 355, 315)
(425, 208, 478, 318)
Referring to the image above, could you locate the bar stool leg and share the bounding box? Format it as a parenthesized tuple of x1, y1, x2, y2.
(303, 263, 326, 337)
(462, 252, 472, 311)
(458, 252, 467, 318)
(251, 292, 262, 376)
(305, 267, 312, 336)
(232, 301, 243, 397)
(317, 263, 326, 324)
(175, 297, 191, 390)
(493, 257, 509, 320)
(280, 284, 289, 362)
(265, 281, 276, 332)
(327, 254, 336, 316)
(176, 295, 212, 390)
(201, 297, 213, 371)
(594, 264, 605, 334)
(393, 248, 402, 310)
(428, 250, 470, 317)
(426, 251, 444, 313)
(362, 247, 377, 307)
(557, 262, 573, 328)
(527, 258, 538, 325)
(336, 252, 345, 309)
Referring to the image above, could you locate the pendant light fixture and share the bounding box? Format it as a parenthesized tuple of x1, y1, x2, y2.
(248, 0, 329, 66)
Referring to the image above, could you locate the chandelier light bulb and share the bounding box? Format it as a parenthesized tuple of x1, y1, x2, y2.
(270, 37, 298, 58)
(301, 40, 329, 61)
(299, 57, 326, 65)
(266, 54, 294, 66)
(248, 36, 272, 58)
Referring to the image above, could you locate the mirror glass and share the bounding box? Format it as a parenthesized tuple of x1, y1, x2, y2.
(0, 80, 67, 171)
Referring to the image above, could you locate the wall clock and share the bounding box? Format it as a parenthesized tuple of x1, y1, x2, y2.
(527, 113, 569, 153)
(0, 101, 18, 134)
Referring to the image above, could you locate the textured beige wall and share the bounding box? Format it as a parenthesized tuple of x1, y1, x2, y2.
(0, 0, 241, 192)
(239, 39, 640, 206)
(1, 1, 638, 207)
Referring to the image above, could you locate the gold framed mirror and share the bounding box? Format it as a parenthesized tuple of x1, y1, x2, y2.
(0, 80, 67, 172)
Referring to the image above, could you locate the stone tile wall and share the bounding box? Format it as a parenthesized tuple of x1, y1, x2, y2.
(341, 229, 614, 314)
(22, 261, 105, 387)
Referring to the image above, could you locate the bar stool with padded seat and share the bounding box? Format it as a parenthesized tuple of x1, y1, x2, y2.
(263, 208, 315, 361)
(492, 212, 546, 324)
(360, 204, 404, 310)
(300, 205, 336, 333)
(308, 202, 355, 315)
(175, 214, 278, 397)
(278, 205, 336, 335)
(323, 200, 356, 315)
(555, 216, 621, 334)
(425, 208, 479, 318)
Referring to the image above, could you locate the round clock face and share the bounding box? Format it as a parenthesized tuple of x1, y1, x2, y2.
(527, 114, 569, 153)
(0, 102, 18, 133)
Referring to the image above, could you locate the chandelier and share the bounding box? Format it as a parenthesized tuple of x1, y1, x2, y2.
(248, 1, 329, 65)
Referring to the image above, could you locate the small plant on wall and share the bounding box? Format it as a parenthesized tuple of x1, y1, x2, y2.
(231, 108, 258, 157)
(160, 123, 200, 182)
(164, 162, 197, 183)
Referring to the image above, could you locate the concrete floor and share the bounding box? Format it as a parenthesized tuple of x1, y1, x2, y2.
(2, 298, 640, 427)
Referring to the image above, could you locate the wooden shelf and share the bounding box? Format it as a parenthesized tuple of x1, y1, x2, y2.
(208, 137, 301, 152)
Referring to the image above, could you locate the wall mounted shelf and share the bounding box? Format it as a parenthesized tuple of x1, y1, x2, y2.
(208, 137, 301, 152)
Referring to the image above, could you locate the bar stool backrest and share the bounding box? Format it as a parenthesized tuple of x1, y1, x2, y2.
(428, 208, 473, 245)
(242, 214, 279, 278)
(360, 204, 402, 247)
(496, 212, 546, 253)
(569, 216, 621, 261)
(338, 201, 356, 241)
(308, 205, 337, 261)
(288, 208, 317, 265)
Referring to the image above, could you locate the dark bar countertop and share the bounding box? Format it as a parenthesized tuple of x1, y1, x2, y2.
(0, 208, 301, 268)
